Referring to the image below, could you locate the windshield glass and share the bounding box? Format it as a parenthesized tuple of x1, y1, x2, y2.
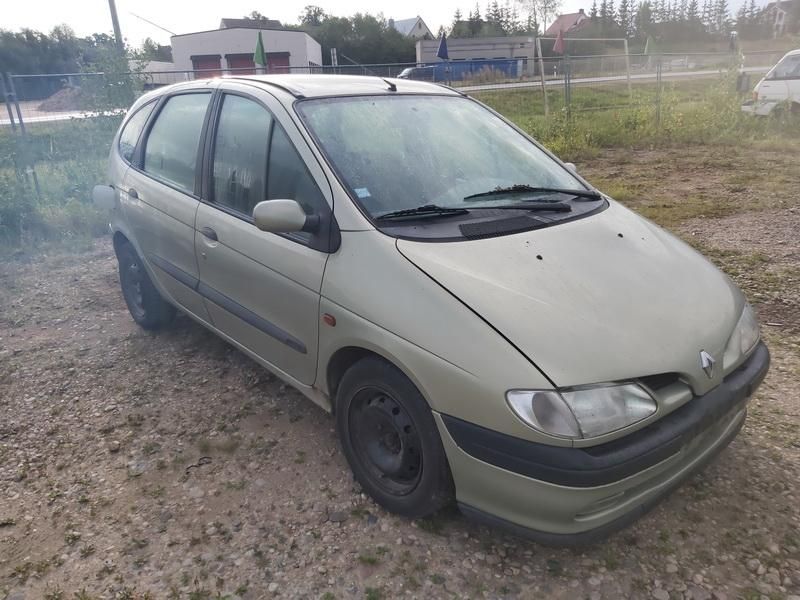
(296, 95, 583, 218)
(769, 54, 800, 79)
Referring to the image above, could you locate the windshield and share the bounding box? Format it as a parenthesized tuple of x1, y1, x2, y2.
(296, 95, 584, 218)
(768, 54, 800, 79)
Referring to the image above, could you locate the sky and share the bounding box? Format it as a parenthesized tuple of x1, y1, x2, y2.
(4, 0, 590, 48)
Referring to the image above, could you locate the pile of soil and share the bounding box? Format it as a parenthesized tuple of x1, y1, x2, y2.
(38, 86, 84, 112)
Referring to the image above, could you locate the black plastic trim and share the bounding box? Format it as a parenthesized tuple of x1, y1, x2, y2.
(148, 254, 199, 290)
(196, 282, 307, 354)
(443, 342, 769, 488)
(146, 254, 307, 355)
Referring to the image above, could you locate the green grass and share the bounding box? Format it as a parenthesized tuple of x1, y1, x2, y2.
(473, 75, 800, 161)
(0, 114, 118, 252)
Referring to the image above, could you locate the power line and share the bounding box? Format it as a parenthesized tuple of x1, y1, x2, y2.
(128, 12, 177, 36)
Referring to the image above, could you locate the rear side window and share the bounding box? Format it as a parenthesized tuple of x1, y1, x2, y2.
(118, 101, 155, 163)
(144, 93, 211, 193)
(211, 95, 272, 215)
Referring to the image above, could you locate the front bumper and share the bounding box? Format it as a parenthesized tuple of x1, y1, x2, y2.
(437, 342, 770, 545)
(741, 100, 779, 115)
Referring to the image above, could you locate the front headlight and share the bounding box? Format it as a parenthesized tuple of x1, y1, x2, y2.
(723, 303, 760, 370)
(507, 383, 657, 440)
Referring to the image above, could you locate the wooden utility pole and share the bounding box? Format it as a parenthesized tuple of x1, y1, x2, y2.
(108, 0, 124, 51)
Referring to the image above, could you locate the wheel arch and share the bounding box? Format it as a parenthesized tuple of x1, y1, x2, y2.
(112, 230, 130, 254)
(326, 346, 388, 411)
(325, 345, 432, 414)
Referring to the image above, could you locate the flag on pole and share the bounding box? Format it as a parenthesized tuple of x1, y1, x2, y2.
(552, 29, 566, 55)
(254, 31, 267, 69)
(436, 33, 449, 60)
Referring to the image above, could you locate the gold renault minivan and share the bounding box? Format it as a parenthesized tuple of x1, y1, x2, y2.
(94, 75, 769, 544)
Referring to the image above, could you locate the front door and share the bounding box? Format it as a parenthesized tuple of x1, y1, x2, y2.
(194, 88, 333, 385)
(122, 90, 214, 322)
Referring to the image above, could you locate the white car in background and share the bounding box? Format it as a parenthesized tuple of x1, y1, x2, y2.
(742, 49, 800, 115)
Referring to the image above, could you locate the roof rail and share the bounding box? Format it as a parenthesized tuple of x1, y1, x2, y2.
(224, 76, 306, 99)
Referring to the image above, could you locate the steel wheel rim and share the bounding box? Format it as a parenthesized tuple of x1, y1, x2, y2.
(121, 255, 146, 320)
(348, 387, 423, 496)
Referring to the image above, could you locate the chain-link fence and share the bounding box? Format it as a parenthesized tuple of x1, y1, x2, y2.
(0, 48, 783, 247)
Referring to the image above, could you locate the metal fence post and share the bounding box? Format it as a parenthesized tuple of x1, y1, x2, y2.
(564, 57, 572, 122)
(623, 39, 632, 101)
(655, 58, 663, 129)
(1, 73, 17, 132)
(6, 74, 42, 201)
(535, 37, 549, 118)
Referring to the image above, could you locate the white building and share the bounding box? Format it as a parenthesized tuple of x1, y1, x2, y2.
(170, 22, 322, 77)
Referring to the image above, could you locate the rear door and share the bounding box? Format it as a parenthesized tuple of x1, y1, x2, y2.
(121, 89, 214, 322)
(194, 84, 335, 385)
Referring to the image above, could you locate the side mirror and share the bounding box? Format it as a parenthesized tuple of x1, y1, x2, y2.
(564, 162, 578, 174)
(253, 199, 318, 234)
(92, 185, 117, 210)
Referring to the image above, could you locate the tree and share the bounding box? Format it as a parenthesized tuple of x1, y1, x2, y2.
(618, 0, 633, 35)
(591, 0, 599, 18)
(245, 11, 269, 21)
(518, 0, 563, 32)
(634, 0, 654, 36)
(452, 8, 463, 29)
(298, 13, 415, 65)
(299, 5, 327, 27)
(468, 3, 483, 35)
(134, 37, 172, 62)
(715, 0, 731, 32)
(686, 0, 700, 22)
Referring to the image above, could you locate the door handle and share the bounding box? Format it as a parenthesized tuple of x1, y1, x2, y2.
(200, 226, 218, 242)
(127, 188, 138, 199)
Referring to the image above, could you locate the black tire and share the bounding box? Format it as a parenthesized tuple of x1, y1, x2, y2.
(116, 241, 175, 330)
(335, 357, 454, 518)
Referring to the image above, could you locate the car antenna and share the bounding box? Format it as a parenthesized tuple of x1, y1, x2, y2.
(382, 78, 397, 92)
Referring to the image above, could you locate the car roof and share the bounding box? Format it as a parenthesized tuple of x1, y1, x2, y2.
(221, 74, 461, 98)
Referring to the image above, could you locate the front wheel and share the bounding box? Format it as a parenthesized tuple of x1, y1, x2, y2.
(335, 357, 454, 518)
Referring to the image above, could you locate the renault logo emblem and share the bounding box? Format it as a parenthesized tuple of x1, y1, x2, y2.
(699, 350, 716, 378)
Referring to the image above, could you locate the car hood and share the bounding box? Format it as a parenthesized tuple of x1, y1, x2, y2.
(396, 201, 742, 394)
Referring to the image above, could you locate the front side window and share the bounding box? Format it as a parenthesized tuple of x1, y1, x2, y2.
(267, 124, 327, 217)
(118, 101, 156, 163)
(296, 95, 582, 219)
(144, 93, 211, 193)
(770, 55, 800, 79)
(210, 94, 327, 222)
(212, 95, 272, 215)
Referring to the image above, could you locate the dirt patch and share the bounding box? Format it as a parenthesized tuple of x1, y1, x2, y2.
(1, 144, 799, 599)
(38, 86, 84, 112)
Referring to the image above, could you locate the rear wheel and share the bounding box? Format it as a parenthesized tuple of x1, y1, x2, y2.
(335, 357, 453, 517)
(116, 241, 175, 330)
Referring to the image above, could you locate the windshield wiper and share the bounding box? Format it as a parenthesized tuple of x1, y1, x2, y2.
(376, 204, 469, 221)
(464, 184, 602, 201)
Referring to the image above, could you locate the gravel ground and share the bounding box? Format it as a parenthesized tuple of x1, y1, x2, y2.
(1, 145, 799, 600)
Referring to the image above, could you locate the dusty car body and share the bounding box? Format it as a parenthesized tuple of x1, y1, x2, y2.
(742, 48, 800, 115)
(94, 75, 769, 544)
